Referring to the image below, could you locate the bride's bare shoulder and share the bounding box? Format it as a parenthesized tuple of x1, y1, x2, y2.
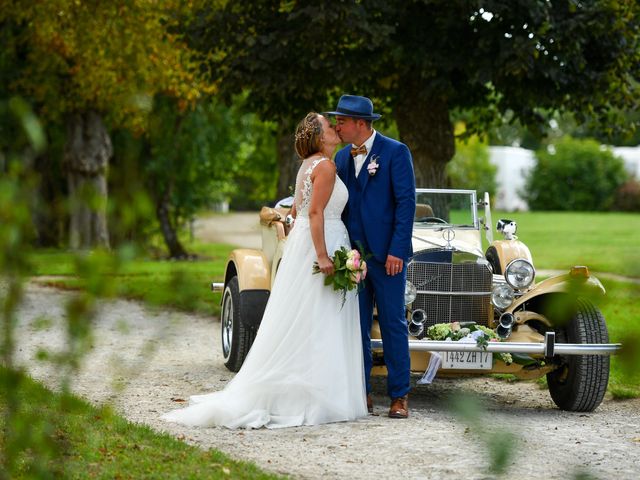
(310, 158, 336, 178)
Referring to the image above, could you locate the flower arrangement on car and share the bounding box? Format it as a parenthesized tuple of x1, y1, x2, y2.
(426, 322, 513, 365)
(313, 246, 367, 307)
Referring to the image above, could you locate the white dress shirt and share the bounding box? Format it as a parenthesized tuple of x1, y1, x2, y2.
(353, 130, 377, 177)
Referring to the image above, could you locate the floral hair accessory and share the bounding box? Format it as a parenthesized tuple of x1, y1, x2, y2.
(294, 122, 318, 141)
(367, 155, 380, 176)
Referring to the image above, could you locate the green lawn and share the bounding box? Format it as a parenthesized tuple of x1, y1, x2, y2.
(598, 279, 640, 398)
(31, 241, 231, 317)
(0, 369, 282, 479)
(491, 210, 640, 277)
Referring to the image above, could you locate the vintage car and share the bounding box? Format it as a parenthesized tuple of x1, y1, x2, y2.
(211, 189, 620, 412)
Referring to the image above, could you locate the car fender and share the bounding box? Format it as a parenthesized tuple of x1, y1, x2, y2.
(270, 239, 287, 286)
(506, 272, 606, 313)
(225, 249, 271, 292)
(488, 239, 533, 273)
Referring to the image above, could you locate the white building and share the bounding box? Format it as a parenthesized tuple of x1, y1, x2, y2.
(612, 146, 640, 179)
(488, 146, 535, 211)
(488, 145, 640, 211)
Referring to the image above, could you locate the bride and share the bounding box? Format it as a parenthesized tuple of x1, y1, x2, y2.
(162, 112, 367, 429)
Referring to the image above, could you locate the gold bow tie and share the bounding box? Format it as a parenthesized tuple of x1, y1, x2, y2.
(350, 145, 367, 157)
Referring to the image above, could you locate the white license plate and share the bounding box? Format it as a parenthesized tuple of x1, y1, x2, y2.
(441, 351, 492, 370)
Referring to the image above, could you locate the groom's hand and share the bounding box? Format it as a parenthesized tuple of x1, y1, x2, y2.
(385, 255, 403, 276)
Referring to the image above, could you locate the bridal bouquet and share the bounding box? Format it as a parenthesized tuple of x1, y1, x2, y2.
(313, 246, 367, 307)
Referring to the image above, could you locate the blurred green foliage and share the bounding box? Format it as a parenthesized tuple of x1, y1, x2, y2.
(0, 96, 129, 476)
(449, 393, 517, 475)
(600, 280, 640, 398)
(0, 369, 281, 479)
(523, 137, 629, 211)
(612, 179, 640, 213)
(31, 241, 228, 317)
(107, 93, 277, 257)
(1, 96, 277, 477)
(144, 95, 277, 213)
(447, 133, 497, 198)
(1, 96, 54, 477)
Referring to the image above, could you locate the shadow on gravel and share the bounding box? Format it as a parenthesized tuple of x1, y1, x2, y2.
(371, 374, 555, 414)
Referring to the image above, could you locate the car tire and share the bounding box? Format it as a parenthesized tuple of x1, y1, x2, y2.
(546, 298, 610, 412)
(485, 246, 502, 274)
(221, 276, 256, 372)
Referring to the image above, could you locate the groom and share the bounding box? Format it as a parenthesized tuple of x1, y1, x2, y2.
(328, 95, 416, 418)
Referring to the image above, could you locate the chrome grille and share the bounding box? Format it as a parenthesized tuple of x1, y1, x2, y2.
(407, 259, 492, 331)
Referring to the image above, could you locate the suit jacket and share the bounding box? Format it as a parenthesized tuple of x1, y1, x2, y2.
(336, 132, 416, 263)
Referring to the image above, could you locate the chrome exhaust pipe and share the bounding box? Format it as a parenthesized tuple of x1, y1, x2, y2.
(408, 309, 427, 337)
(496, 312, 515, 339)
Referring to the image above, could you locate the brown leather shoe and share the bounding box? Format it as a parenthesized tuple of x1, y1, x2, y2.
(388, 395, 408, 419)
(366, 394, 374, 414)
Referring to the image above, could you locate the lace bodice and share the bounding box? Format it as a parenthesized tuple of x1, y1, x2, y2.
(294, 157, 347, 220)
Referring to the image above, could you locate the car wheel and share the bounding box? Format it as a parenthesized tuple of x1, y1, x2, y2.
(546, 298, 610, 412)
(485, 246, 502, 274)
(221, 276, 256, 372)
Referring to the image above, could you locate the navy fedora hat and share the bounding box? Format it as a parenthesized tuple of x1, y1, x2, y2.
(325, 94, 381, 121)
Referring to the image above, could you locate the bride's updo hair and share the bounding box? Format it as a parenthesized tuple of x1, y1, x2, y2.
(294, 112, 323, 159)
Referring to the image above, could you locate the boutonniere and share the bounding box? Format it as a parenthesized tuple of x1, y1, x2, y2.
(367, 155, 380, 176)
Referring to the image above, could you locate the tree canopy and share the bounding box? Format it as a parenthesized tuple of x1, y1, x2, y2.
(189, 0, 640, 191)
(0, 0, 213, 130)
(140, 95, 277, 257)
(1, 0, 219, 252)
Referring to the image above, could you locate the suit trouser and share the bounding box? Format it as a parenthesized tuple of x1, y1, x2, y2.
(359, 258, 411, 399)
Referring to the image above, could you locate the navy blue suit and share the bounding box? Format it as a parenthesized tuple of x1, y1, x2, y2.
(336, 132, 416, 399)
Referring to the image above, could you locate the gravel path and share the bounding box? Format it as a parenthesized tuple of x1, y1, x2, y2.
(14, 284, 640, 480)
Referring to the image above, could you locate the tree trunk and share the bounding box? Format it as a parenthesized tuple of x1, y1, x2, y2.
(394, 80, 455, 189)
(275, 123, 299, 200)
(156, 187, 188, 259)
(64, 111, 112, 250)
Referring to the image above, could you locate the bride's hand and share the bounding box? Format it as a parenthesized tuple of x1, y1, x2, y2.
(317, 255, 334, 276)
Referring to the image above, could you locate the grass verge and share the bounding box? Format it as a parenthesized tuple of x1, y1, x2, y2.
(0, 368, 282, 479)
(30, 241, 230, 317)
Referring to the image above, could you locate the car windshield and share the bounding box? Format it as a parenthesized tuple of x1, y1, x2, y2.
(414, 189, 478, 228)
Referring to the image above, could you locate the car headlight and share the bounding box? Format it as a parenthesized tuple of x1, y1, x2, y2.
(404, 281, 417, 305)
(492, 283, 515, 309)
(505, 259, 535, 290)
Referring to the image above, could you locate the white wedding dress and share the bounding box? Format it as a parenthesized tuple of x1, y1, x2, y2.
(162, 157, 367, 429)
